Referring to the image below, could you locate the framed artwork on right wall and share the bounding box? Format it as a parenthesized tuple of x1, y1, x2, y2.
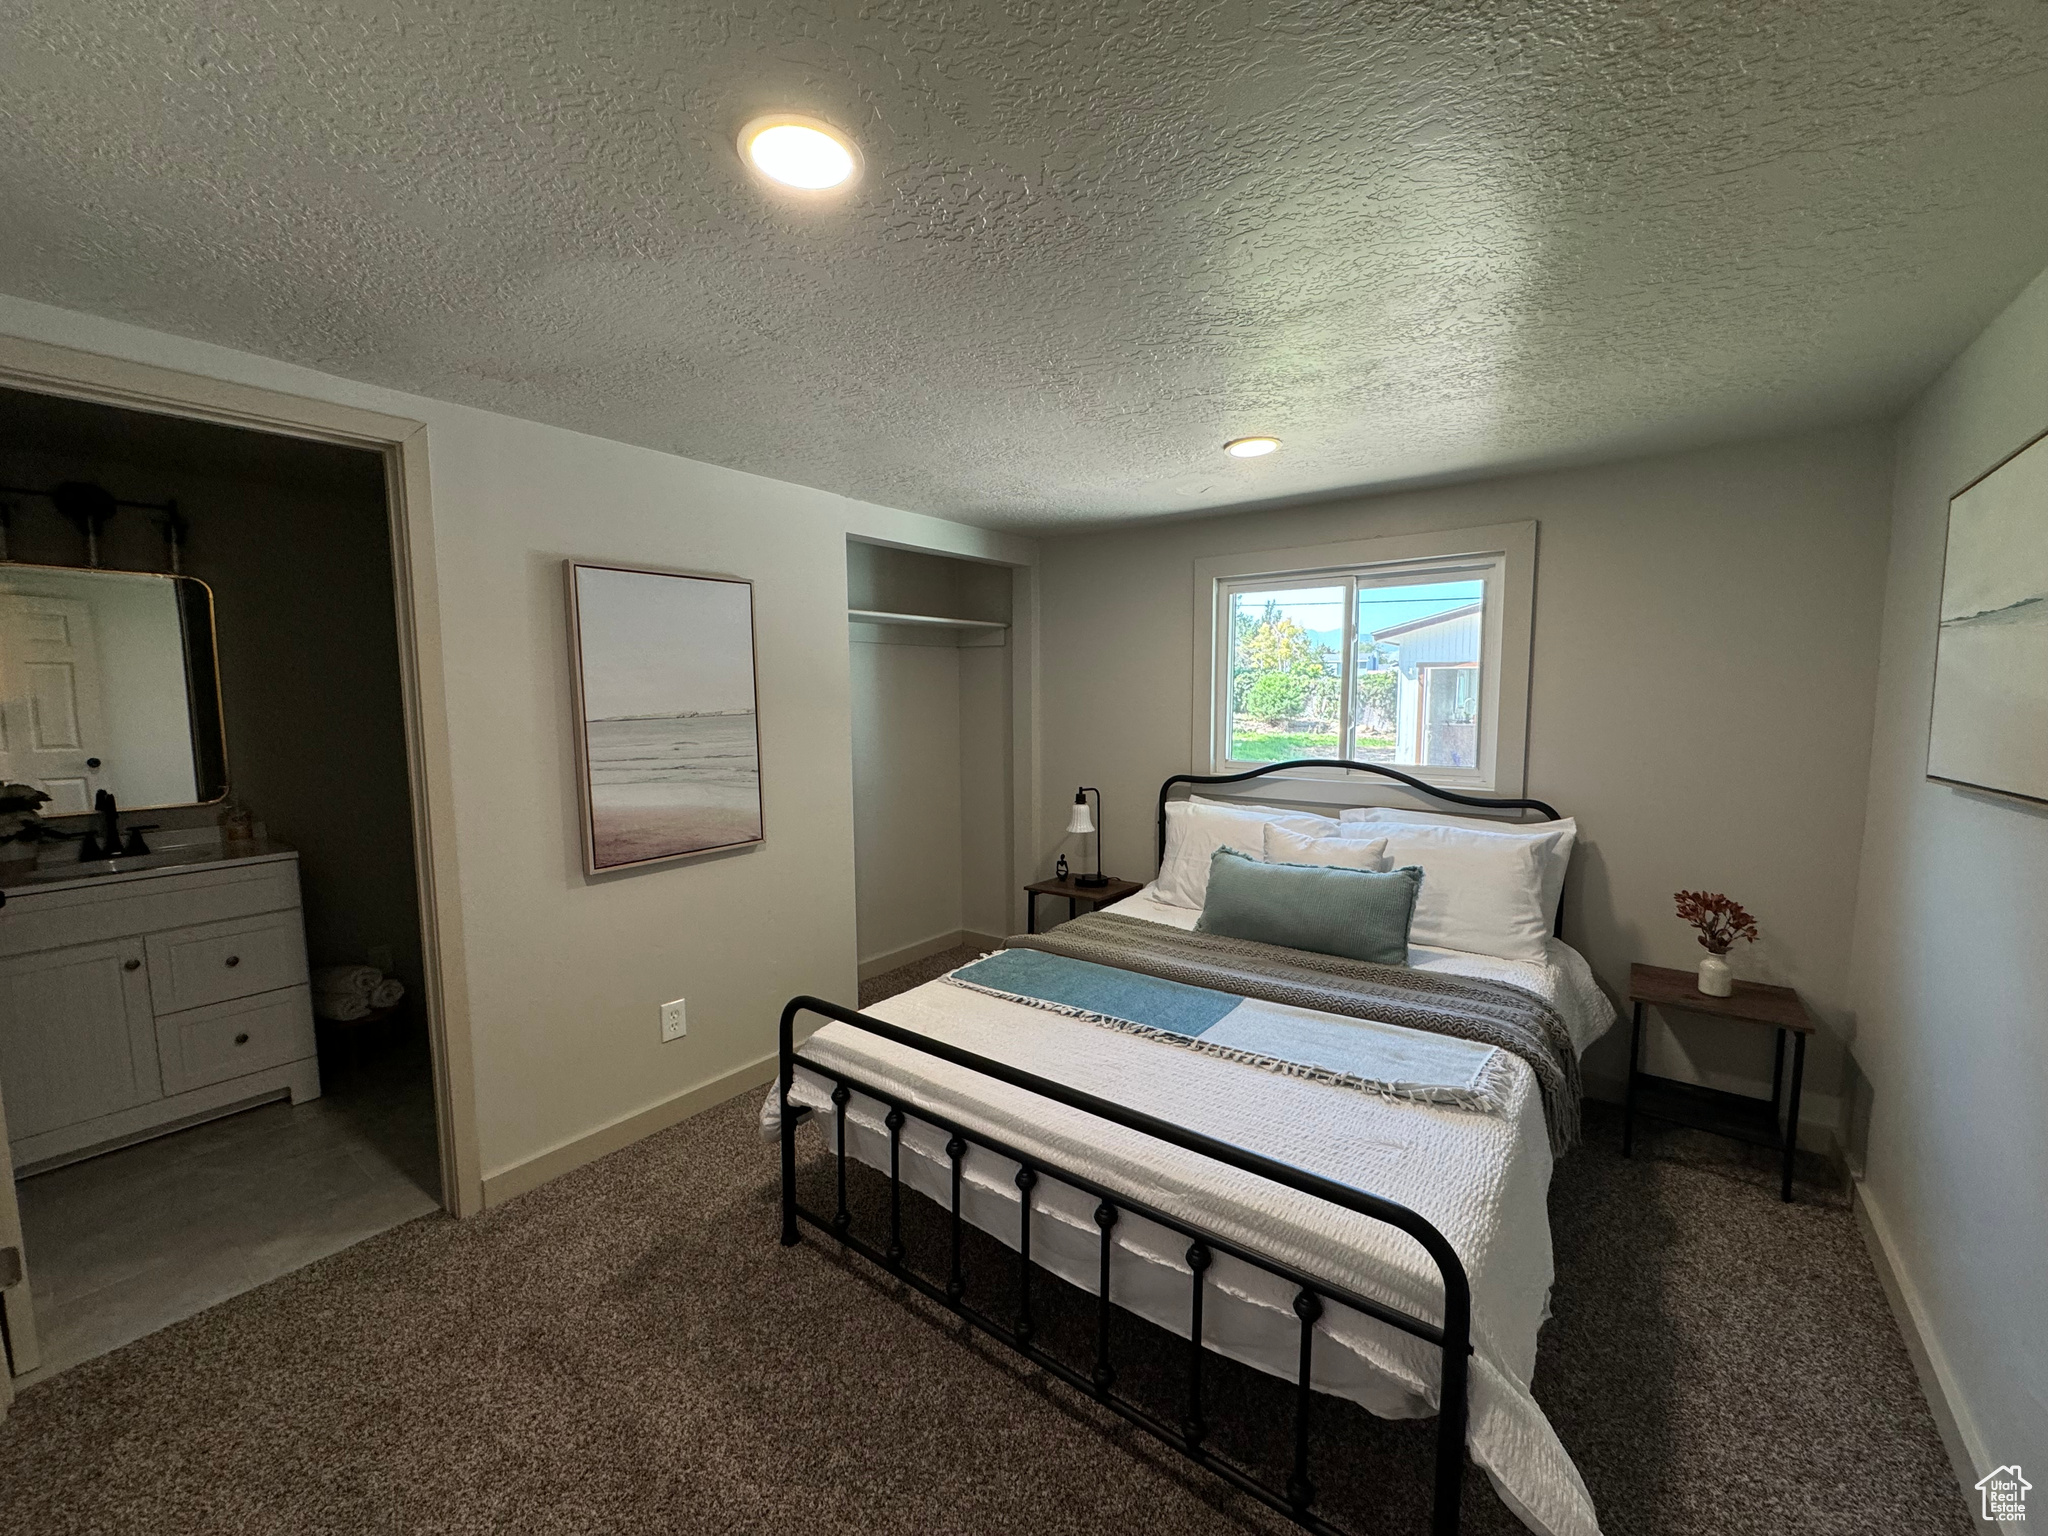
(1927, 424, 2048, 805)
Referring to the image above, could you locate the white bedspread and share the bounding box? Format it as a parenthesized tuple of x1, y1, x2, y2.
(770, 904, 1614, 1536)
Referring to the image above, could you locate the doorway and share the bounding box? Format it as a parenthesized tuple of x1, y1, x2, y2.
(0, 378, 460, 1389)
(846, 538, 1018, 983)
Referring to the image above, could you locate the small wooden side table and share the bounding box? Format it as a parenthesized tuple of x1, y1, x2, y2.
(1623, 963, 1818, 1202)
(1024, 875, 1142, 933)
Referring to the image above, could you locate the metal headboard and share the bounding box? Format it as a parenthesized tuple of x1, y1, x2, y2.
(1156, 759, 1567, 937)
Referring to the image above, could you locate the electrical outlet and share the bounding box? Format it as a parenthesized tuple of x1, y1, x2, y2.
(660, 998, 687, 1042)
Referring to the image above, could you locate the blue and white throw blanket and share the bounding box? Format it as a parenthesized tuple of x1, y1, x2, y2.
(959, 912, 1583, 1150)
(945, 945, 1522, 1119)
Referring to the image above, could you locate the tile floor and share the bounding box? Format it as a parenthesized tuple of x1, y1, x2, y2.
(9, 1029, 441, 1385)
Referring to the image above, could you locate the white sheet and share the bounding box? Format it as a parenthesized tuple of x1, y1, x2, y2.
(771, 901, 1615, 1536)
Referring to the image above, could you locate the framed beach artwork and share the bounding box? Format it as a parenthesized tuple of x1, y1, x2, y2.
(566, 561, 764, 874)
(1927, 426, 2048, 806)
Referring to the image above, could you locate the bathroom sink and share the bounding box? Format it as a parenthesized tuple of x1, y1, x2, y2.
(18, 849, 225, 883)
(1, 840, 289, 892)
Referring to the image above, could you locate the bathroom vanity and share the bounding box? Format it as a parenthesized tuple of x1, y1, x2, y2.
(0, 846, 319, 1171)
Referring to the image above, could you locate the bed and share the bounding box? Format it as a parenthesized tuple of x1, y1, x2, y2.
(770, 761, 1615, 1536)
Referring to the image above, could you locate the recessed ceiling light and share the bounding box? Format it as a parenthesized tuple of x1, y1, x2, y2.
(1224, 436, 1281, 458)
(738, 114, 860, 191)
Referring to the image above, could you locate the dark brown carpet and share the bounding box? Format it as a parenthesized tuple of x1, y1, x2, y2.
(0, 955, 1969, 1535)
(859, 943, 987, 1009)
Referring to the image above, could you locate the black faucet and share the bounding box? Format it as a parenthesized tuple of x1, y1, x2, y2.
(77, 789, 149, 861)
(80, 790, 114, 860)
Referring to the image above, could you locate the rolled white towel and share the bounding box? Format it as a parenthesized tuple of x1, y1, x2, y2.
(312, 964, 380, 1001)
(314, 990, 372, 1023)
(368, 977, 404, 1010)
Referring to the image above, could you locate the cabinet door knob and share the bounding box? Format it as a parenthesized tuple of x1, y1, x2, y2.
(234, 1033, 250, 1045)
(225, 955, 241, 967)
(123, 958, 141, 972)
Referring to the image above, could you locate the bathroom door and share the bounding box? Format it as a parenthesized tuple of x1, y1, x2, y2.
(0, 592, 112, 814)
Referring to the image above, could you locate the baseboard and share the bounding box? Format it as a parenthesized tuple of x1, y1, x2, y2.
(480, 1052, 777, 1210)
(1854, 1180, 2007, 1531)
(857, 929, 1001, 982)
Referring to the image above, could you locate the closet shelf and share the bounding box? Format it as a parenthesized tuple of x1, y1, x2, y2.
(847, 608, 1009, 631)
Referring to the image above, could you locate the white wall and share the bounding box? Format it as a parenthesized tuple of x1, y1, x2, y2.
(1847, 265, 2048, 1489)
(850, 634, 965, 962)
(0, 294, 1032, 1194)
(1036, 426, 1895, 1123)
(848, 633, 1016, 963)
(959, 642, 1013, 938)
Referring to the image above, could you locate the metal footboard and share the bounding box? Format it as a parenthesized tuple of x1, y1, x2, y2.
(777, 995, 1473, 1536)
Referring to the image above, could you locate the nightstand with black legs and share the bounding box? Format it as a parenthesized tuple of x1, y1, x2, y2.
(1622, 963, 1818, 1202)
(1024, 875, 1142, 934)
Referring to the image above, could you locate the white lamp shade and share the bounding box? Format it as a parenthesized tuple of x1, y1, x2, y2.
(1066, 801, 1095, 835)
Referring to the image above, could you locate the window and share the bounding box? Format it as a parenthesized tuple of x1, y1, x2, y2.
(1194, 524, 1534, 795)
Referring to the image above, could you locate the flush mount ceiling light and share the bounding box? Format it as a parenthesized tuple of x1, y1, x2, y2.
(737, 114, 860, 191)
(1224, 436, 1281, 458)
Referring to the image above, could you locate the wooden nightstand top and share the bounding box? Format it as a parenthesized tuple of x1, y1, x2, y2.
(1627, 962, 1816, 1033)
(1025, 875, 1144, 904)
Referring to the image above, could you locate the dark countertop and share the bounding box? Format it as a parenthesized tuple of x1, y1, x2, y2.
(0, 840, 297, 897)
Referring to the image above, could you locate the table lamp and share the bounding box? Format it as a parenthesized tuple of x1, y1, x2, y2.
(1067, 786, 1108, 887)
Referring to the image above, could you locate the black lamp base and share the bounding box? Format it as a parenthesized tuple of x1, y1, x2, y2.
(1072, 872, 1111, 888)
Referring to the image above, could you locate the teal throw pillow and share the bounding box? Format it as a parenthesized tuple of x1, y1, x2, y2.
(1194, 848, 1421, 966)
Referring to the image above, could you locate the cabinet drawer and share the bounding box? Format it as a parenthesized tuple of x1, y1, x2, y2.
(155, 987, 316, 1096)
(145, 913, 308, 1015)
(0, 858, 301, 960)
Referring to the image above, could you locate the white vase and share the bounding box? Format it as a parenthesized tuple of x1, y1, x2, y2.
(1697, 954, 1733, 997)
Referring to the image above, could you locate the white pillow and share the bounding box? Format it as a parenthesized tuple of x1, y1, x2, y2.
(1364, 822, 1552, 963)
(1192, 794, 1339, 837)
(1262, 822, 1390, 874)
(1157, 801, 1331, 909)
(1341, 808, 1576, 925)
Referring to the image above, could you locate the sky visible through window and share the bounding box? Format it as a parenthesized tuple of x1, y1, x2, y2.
(1358, 578, 1484, 643)
(1240, 578, 1483, 651)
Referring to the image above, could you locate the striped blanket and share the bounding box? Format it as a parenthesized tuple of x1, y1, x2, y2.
(1004, 912, 1581, 1151)
(946, 947, 1521, 1117)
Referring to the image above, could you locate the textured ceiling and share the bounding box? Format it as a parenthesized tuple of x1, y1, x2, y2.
(3, 2, 2048, 530)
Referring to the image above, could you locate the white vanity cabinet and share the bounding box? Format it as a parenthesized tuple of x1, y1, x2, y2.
(0, 850, 320, 1170)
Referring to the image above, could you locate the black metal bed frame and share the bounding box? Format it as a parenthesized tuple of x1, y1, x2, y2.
(1159, 759, 1564, 936)
(779, 760, 1564, 1536)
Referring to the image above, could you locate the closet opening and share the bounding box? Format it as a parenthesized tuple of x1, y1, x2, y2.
(847, 539, 1018, 997)
(0, 383, 444, 1388)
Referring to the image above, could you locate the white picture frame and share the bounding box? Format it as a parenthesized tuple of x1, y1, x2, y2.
(1927, 427, 2048, 806)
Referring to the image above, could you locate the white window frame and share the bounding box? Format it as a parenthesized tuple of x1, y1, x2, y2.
(1191, 522, 1536, 804)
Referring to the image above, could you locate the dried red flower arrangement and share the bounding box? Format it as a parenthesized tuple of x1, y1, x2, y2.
(1674, 890, 1759, 956)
